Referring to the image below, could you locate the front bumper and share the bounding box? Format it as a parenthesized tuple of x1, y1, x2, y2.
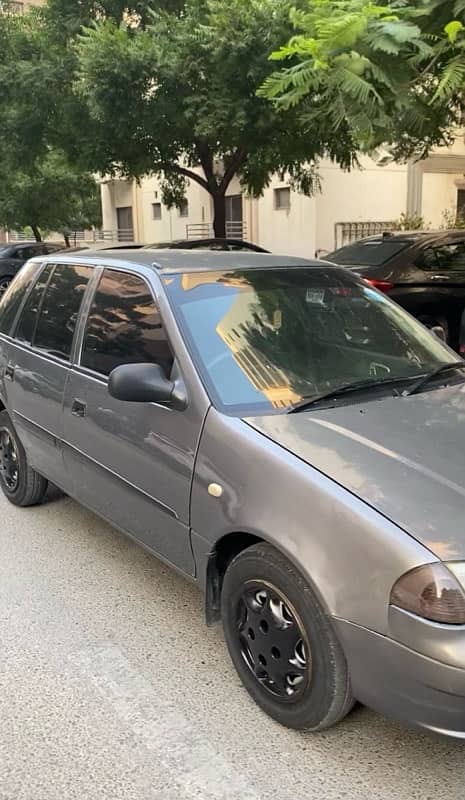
(334, 618, 465, 737)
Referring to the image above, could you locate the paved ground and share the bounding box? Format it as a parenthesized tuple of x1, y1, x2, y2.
(0, 488, 464, 800)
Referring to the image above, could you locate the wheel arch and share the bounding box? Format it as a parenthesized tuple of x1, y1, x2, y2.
(204, 528, 329, 626)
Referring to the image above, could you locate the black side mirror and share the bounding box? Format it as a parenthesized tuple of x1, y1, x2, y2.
(108, 363, 187, 409)
(430, 325, 447, 343)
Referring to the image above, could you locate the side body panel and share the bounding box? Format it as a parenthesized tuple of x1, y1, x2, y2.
(190, 408, 435, 634)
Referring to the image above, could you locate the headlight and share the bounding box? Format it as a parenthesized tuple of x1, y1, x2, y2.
(390, 563, 465, 624)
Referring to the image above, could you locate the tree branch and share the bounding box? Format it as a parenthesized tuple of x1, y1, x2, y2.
(219, 146, 247, 194)
(171, 164, 210, 192)
(195, 139, 218, 193)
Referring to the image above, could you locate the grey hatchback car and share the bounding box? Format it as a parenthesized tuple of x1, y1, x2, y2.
(1, 250, 465, 736)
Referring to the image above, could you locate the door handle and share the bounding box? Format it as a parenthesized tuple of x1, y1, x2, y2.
(71, 399, 87, 418)
(4, 363, 15, 381)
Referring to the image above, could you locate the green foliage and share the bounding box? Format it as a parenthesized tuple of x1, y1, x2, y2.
(440, 208, 465, 228)
(392, 212, 429, 231)
(261, 0, 465, 160)
(0, 0, 353, 237)
(0, 149, 101, 241)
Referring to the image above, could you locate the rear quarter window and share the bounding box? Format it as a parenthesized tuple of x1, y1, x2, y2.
(0, 262, 39, 337)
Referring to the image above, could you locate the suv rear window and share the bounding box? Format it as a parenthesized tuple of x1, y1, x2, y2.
(327, 239, 411, 267)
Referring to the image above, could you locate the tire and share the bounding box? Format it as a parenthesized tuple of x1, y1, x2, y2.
(0, 276, 13, 298)
(221, 543, 353, 731)
(0, 410, 48, 506)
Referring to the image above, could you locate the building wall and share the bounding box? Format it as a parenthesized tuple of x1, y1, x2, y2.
(139, 175, 212, 244)
(255, 178, 316, 257)
(315, 157, 408, 253)
(422, 172, 464, 228)
(99, 138, 465, 253)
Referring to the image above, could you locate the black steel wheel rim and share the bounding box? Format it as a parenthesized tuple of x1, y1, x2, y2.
(0, 278, 11, 297)
(0, 428, 19, 491)
(235, 581, 311, 702)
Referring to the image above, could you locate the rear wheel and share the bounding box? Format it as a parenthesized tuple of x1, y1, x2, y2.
(0, 411, 47, 506)
(221, 543, 353, 731)
(0, 276, 13, 298)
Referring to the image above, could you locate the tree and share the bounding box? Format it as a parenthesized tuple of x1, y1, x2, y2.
(72, 0, 355, 237)
(260, 0, 465, 161)
(0, 150, 101, 243)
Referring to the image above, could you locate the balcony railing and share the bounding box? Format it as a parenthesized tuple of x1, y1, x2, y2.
(0, 1, 24, 13)
(185, 221, 247, 240)
(334, 220, 396, 249)
(8, 228, 135, 244)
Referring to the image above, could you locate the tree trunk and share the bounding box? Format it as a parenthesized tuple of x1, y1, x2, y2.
(212, 192, 226, 238)
(31, 225, 42, 242)
(64, 233, 70, 248)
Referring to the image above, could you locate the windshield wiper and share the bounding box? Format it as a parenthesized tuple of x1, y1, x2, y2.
(288, 375, 416, 414)
(404, 361, 465, 396)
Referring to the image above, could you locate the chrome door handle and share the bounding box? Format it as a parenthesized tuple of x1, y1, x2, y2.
(71, 399, 87, 418)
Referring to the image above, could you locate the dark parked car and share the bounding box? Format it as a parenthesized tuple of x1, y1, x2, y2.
(143, 238, 269, 252)
(0, 241, 64, 297)
(2, 249, 465, 737)
(327, 230, 465, 349)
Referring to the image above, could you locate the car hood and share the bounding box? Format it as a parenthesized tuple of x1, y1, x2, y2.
(245, 384, 465, 560)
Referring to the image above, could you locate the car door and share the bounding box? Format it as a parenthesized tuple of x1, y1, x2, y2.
(1, 261, 93, 487)
(417, 238, 465, 318)
(62, 266, 208, 575)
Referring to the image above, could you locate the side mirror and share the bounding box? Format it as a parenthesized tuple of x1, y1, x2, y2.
(108, 363, 187, 409)
(430, 325, 447, 343)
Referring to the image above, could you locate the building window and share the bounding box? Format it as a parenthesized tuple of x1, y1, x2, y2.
(152, 202, 162, 220)
(178, 199, 189, 218)
(274, 187, 291, 210)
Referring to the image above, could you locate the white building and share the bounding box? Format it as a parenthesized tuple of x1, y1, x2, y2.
(100, 136, 465, 257)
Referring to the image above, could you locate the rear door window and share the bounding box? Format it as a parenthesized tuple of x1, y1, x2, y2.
(15, 264, 54, 345)
(423, 242, 465, 271)
(34, 264, 92, 360)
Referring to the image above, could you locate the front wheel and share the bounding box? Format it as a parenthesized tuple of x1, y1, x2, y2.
(221, 543, 353, 731)
(0, 411, 48, 506)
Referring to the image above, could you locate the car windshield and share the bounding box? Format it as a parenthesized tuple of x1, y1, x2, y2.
(0, 246, 12, 257)
(164, 267, 455, 416)
(327, 239, 411, 267)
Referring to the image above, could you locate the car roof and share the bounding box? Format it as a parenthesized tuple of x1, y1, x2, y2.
(37, 248, 319, 274)
(343, 229, 465, 246)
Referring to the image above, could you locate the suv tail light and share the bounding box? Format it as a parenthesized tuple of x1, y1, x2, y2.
(364, 278, 394, 293)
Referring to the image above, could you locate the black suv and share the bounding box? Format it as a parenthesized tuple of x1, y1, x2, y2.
(0, 242, 64, 297)
(327, 230, 465, 349)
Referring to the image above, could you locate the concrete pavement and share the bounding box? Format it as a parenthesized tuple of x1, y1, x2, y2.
(0, 488, 463, 800)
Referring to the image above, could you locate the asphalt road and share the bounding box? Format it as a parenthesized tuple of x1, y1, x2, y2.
(0, 487, 464, 800)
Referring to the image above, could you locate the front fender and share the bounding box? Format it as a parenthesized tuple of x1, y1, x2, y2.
(190, 408, 435, 634)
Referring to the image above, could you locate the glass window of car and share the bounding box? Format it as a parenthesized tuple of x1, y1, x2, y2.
(0, 261, 39, 336)
(81, 269, 173, 377)
(423, 242, 465, 271)
(16, 245, 44, 261)
(165, 267, 454, 416)
(15, 263, 54, 345)
(43, 243, 64, 255)
(327, 239, 412, 267)
(34, 264, 93, 360)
